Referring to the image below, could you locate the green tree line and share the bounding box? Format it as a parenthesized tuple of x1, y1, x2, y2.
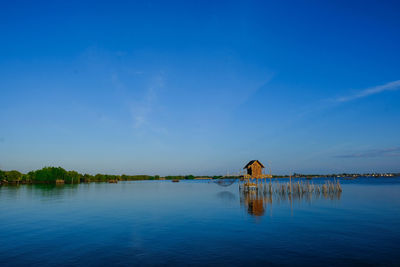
(0, 167, 199, 184)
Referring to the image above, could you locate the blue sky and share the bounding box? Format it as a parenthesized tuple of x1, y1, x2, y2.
(1, 0, 400, 175)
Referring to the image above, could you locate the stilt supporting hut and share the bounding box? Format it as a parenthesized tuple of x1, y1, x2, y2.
(242, 160, 272, 190)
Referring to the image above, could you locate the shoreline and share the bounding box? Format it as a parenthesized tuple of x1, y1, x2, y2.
(1, 175, 398, 187)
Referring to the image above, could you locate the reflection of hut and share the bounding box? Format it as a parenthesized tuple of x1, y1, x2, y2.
(248, 197, 265, 216)
(240, 191, 272, 217)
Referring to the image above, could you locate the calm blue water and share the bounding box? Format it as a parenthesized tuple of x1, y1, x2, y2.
(1, 178, 400, 266)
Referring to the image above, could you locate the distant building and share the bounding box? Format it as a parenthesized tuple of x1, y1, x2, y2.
(243, 160, 265, 179)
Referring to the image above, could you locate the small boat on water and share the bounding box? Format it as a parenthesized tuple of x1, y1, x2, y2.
(172, 179, 180, 183)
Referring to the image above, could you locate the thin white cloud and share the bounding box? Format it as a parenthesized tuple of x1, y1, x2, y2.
(130, 73, 164, 129)
(131, 87, 156, 128)
(337, 80, 400, 102)
(111, 70, 166, 132)
(334, 147, 400, 158)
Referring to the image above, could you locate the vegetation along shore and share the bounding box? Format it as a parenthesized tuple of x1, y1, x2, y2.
(0, 167, 219, 185)
(0, 167, 398, 185)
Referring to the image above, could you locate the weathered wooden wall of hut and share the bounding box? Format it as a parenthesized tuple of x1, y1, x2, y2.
(245, 160, 264, 178)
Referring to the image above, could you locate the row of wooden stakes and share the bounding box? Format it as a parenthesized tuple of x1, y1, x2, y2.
(240, 180, 342, 195)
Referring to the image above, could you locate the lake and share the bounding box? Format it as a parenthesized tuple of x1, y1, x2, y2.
(1, 178, 400, 266)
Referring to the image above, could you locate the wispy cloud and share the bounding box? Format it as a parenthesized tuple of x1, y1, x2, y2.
(335, 147, 400, 158)
(111, 69, 166, 133)
(130, 73, 164, 129)
(336, 80, 400, 102)
(131, 86, 157, 128)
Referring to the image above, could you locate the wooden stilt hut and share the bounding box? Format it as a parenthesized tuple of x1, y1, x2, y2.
(243, 160, 271, 190)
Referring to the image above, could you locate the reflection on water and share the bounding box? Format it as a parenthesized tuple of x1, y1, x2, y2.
(216, 190, 236, 202)
(214, 179, 236, 187)
(240, 185, 342, 217)
(240, 191, 271, 216)
(0, 179, 399, 266)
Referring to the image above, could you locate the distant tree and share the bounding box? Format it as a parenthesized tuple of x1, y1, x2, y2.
(21, 174, 31, 183)
(66, 170, 81, 184)
(29, 167, 67, 183)
(82, 174, 93, 182)
(94, 174, 106, 182)
(5, 170, 22, 182)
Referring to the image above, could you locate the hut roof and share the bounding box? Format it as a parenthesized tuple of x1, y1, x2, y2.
(243, 160, 265, 169)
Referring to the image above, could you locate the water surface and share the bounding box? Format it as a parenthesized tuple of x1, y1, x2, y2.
(1, 178, 399, 266)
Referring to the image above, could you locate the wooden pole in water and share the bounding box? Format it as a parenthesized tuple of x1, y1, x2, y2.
(269, 161, 272, 177)
(263, 169, 266, 185)
(290, 177, 293, 216)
